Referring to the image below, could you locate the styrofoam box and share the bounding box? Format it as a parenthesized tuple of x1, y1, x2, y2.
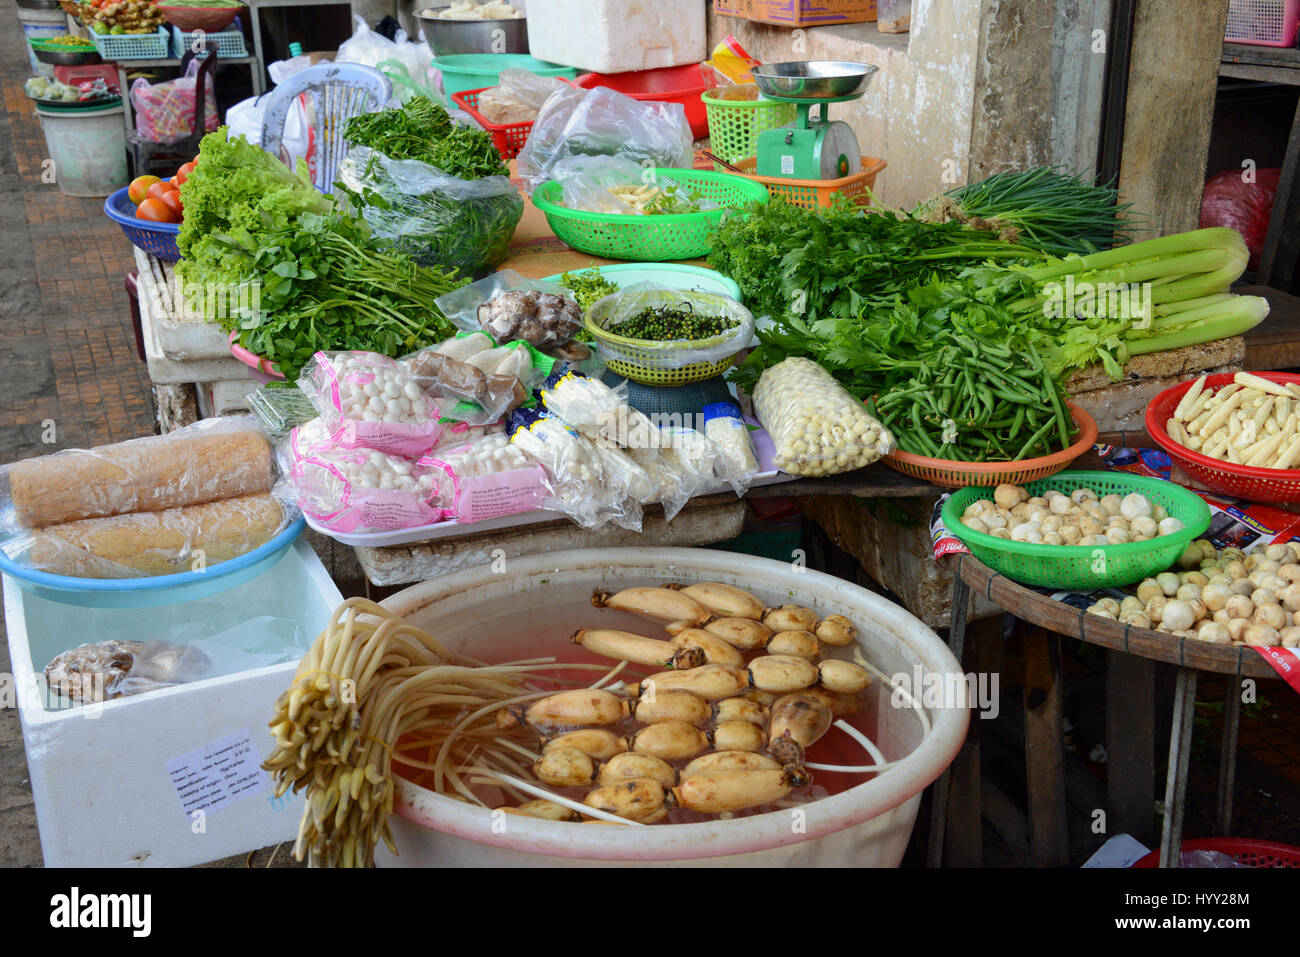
(525, 0, 706, 74)
(3, 538, 341, 867)
(197, 379, 255, 418)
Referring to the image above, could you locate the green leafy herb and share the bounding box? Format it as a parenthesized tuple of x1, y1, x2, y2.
(558, 268, 618, 311)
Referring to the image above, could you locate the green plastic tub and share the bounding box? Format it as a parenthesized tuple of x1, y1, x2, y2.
(941, 471, 1212, 590)
(533, 168, 770, 261)
(431, 54, 579, 96)
(542, 263, 742, 302)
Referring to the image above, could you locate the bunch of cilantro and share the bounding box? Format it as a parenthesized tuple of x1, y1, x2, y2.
(177, 130, 464, 381)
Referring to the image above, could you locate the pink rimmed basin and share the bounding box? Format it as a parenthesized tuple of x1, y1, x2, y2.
(376, 547, 969, 867)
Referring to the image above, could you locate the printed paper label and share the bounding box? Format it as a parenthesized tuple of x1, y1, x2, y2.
(165, 729, 270, 818)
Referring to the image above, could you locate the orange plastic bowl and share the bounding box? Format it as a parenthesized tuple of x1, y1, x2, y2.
(881, 401, 1098, 488)
(1146, 371, 1300, 503)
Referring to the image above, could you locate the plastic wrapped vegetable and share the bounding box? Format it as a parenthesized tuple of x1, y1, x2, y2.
(753, 357, 895, 477)
(299, 351, 442, 458)
(405, 333, 536, 427)
(703, 402, 758, 492)
(478, 290, 582, 349)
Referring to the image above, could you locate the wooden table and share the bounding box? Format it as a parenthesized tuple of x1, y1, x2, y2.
(928, 552, 1278, 869)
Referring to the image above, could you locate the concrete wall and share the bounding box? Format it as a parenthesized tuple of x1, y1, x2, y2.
(708, 0, 984, 209)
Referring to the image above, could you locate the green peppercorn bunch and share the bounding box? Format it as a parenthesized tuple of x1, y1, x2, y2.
(609, 306, 739, 342)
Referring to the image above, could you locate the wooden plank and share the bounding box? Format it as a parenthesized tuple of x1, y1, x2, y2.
(1022, 625, 1069, 866)
(1239, 284, 1300, 369)
(1105, 650, 1155, 844)
(1160, 667, 1199, 867)
(1222, 41, 1300, 72)
(1257, 95, 1300, 292)
(1117, 2, 1230, 236)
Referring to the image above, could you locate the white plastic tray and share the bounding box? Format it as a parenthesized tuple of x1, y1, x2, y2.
(305, 424, 797, 548)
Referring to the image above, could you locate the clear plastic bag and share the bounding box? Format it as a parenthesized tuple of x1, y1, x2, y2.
(508, 410, 642, 531)
(129, 58, 218, 145)
(435, 270, 581, 348)
(703, 401, 758, 494)
(337, 15, 438, 104)
(437, 433, 549, 524)
(753, 357, 895, 477)
(539, 370, 655, 447)
(299, 351, 442, 458)
(45, 639, 214, 704)
(586, 284, 755, 371)
(555, 155, 720, 215)
(337, 145, 523, 275)
(285, 420, 458, 533)
(516, 85, 694, 193)
(405, 333, 547, 427)
(431, 417, 506, 452)
(474, 68, 570, 125)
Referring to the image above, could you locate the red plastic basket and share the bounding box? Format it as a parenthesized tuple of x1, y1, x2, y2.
(574, 64, 710, 140)
(1225, 0, 1300, 47)
(451, 87, 537, 161)
(1132, 837, 1300, 867)
(1145, 371, 1300, 504)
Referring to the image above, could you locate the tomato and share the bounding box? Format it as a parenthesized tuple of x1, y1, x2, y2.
(128, 174, 161, 205)
(175, 162, 197, 185)
(146, 180, 178, 203)
(159, 189, 183, 220)
(136, 197, 178, 223)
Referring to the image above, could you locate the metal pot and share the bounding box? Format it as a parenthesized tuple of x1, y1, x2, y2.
(416, 12, 529, 55)
(15, 0, 63, 10)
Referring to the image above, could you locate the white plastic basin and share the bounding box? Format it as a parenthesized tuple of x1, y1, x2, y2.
(376, 547, 969, 867)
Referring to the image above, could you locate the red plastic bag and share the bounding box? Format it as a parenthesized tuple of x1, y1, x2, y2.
(1200, 168, 1281, 271)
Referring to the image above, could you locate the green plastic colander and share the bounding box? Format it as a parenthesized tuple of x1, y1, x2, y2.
(941, 471, 1212, 590)
(532, 168, 770, 262)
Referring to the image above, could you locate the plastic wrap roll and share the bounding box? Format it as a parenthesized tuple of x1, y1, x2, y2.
(7, 418, 276, 528)
(25, 493, 286, 579)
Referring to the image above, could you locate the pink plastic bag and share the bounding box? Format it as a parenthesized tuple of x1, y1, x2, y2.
(130, 58, 219, 145)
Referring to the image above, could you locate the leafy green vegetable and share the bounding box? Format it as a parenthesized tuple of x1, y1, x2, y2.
(706, 196, 1042, 326)
(343, 97, 506, 179)
(177, 129, 465, 382)
(338, 97, 521, 276)
(558, 268, 618, 311)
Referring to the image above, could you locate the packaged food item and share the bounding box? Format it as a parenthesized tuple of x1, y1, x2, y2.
(406, 334, 530, 427)
(478, 290, 583, 350)
(439, 433, 549, 524)
(539, 370, 654, 446)
(703, 401, 759, 492)
(659, 426, 719, 494)
(24, 494, 287, 579)
(508, 410, 641, 530)
(4, 416, 276, 529)
(286, 424, 457, 533)
(753, 357, 895, 477)
(431, 418, 507, 453)
(300, 351, 442, 458)
(45, 640, 212, 704)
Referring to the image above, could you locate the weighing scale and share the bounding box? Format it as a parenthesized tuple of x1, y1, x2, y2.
(751, 61, 878, 180)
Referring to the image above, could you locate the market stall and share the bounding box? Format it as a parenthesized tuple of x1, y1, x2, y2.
(7, 0, 1300, 876)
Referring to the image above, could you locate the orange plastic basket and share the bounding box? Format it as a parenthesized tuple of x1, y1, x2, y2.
(1146, 371, 1300, 504)
(730, 155, 886, 209)
(881, 402, 1098, 488)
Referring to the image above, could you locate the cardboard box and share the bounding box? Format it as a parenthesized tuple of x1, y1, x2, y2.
(713, 0, 878, 27)
(4, 538, 341, 867)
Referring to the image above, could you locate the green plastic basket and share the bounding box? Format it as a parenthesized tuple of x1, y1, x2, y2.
(701, 92, 798, 167)
(532, 168, 770, 262)
(941, 471, 1212, 590)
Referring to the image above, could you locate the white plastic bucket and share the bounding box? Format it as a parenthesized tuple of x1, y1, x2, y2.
(34, 103, 130, 197)
(375, 547, 970, 867)
(19, 8, 68, 77)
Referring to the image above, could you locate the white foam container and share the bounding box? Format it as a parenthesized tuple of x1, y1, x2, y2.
(525, 0, 706, 73)
(375, 547, 969, 867)
(3, 538, 342, 867)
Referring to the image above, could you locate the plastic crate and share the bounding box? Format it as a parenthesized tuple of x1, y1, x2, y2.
(1225, 0, 1300, 46)
(450, 88, 534, 161)
(91, 26, 171, 61)
(701, 92, 798, 167)
(730, 155, 886, 209)
(170, 25, 247, 58)
(1132, 838, 1300, 868)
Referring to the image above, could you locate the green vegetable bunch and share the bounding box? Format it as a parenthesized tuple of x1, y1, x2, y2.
(344, 97, 506, 180)
(178, 129, 465, 381)
(558, 268, 618, 312)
